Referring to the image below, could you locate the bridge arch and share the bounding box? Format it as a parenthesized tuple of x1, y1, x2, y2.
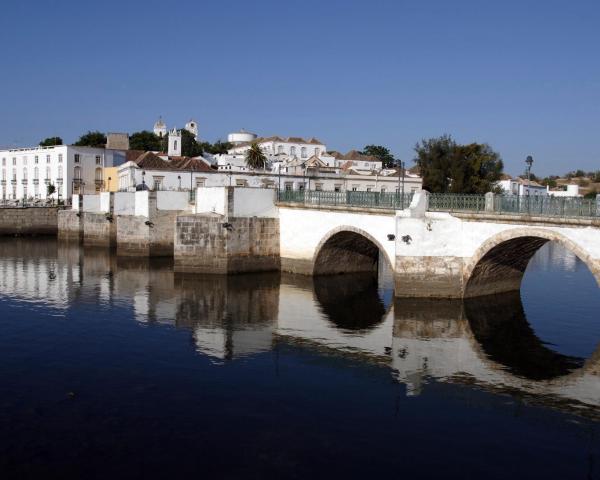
(464, 228, 600, 297)
(312, 226, 393, 276)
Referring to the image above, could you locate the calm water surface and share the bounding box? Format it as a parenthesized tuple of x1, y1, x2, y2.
(0, 239, 599, 479)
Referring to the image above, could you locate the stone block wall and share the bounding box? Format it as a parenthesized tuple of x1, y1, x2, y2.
(58, 210, 82, 242)
(174, 214, 280, 274)
(0, 207, 60, 236)
(117, 210, 181, 257)
(83, 212, 116, 248)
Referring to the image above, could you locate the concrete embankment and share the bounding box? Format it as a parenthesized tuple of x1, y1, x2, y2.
(0, 207, 61, 236)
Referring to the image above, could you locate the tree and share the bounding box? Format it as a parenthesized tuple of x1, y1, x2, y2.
(361, 145, 396, 168)
(245, 142, 267, 170)
(74, 131, 106, 148)
(414, 135, 504, 194)
(39, 137, 63, 147)
(200, 140, 233, 155)
(129, 130, 162, 151)
(47, 183, 56, 197)
(584, 189, 598, 199)
(541, 177, 557, 188)
(180, 129, 203, 157)
(413, 135, 456, 193)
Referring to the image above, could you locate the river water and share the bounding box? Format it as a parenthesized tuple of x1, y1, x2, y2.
(0, 239, 599, 479)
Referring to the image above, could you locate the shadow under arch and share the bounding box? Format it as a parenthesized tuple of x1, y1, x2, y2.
(464, 292, 583, 380)
(312, 226, 392, 276)
(463, 228, 600, 298)
(313, 273, 389, 332)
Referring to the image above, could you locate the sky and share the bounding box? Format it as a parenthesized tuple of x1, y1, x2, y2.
(0, 0, 598, 176)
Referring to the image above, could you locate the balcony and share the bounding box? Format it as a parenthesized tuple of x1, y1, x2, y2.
(44, 179, 50, 185)
(33, 179, 39, 185)
(0, 180, 5, 186)
(56, 178, 63, 185)
(11, 180, 17, 185)
(21, 179, 28, 185)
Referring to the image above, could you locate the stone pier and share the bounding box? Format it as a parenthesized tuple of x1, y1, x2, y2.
(117, 191, 190, 257)
(58, 195, 83, 242)
(174, 187, 280, 274)
(83, 192, 116, 248)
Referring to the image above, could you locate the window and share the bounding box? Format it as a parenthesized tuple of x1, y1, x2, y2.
(290, 146, 296, 156)
(174, 140, 178, 150)
(381, 187, 386, 193)
(73, 166, 81, 179)
(46, 155, 51, 163)
(334, 184, 342, 192)
(74, 154, 80, 163)
(315, 183, 323, 191)
(277, 145, 284, 154)
(57, 166, 63, 181)
(351, 186, 358, 191)
(366, 187, 372, 192)
(34, 167, 39, 179)
(235, 179, 248, 187)
(314, 148, 320, 157)
(95, 168, 103, 181)
(58, 154, 63, 163)
(12, 158, 16, 166)
(298, 184, 305, 191)
(284, 182, 293, 191)
(152, 176, 164, 190)
(195, 178, 206, 188)
(95, 155, 101, 165)
(12, 169, 16, 181)
(46, 167, 51, 180)
(34, 156, 39, 164)
(301, 147, 307, 158)
(23, 156, 27, 165)
(23, 168, 28, 180)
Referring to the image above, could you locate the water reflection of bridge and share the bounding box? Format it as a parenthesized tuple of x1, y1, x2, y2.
(1, 239, 599, 417)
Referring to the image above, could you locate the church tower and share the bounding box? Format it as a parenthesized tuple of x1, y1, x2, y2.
(185, 119, 199, 140)
(153, 116, 167, 137)
(168, 127, 182, 156)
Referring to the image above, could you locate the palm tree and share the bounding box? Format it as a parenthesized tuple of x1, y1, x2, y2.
(245, 142, 267, 170)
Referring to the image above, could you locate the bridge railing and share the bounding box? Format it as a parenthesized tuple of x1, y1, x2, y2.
(428, 193, 487, 213)
(277, 190, 414, 210)
(493, 195, 598, 218)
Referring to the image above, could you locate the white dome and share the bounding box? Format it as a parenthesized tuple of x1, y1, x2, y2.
(228, 129, 257, 144)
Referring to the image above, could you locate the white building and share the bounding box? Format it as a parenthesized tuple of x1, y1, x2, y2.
(548, 184, 582, 198)
(1, 145, 125, 202)
(228, 136, 327, 160)
(153, 117, 199, 140)
(497, 177, 549, 196)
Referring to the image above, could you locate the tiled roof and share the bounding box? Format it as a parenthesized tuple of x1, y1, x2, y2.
(135, 152, 173, 170)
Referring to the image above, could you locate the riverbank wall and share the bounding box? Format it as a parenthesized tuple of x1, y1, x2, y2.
(0, 207, 61, 236)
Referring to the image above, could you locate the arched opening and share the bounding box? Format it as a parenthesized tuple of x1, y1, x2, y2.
(313, 229, 390, 276)
(464, 230, 599, 298)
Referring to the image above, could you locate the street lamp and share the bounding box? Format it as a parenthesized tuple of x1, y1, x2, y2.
(396, 159, 405, 208)
(178, 175, 181, 191)
(142, 170, 146, 189)
(107, 176, 111, 192)
(525, 155, 533, 195)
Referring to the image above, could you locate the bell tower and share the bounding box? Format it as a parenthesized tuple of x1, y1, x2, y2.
(168, 127, 182, 156)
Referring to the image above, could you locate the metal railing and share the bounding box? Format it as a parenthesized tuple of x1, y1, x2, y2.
(494, 195, 598, 218)
(428, 193, 487, 212)
(277, 190, 414, 210)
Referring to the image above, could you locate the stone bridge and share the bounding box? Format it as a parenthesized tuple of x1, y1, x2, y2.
(57, 187, 600, 299)
(277, 191, 600, 298)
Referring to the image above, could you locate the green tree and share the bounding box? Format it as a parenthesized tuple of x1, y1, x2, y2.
(180, 129, 203, 157)
(245, 142, 267, 170)
(46, 183, 56, 197)
(361, 145, 396, 168)
(584, 189, 598, 199)
(200, 140, 233, 155)
(129, 130, 162, 151)
(541, 177, 557, 188)
(414, 135, 504, 194)
(39, 137, 63, 147)
(74, 131, 106, 148)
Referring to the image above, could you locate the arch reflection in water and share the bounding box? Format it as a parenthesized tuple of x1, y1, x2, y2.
(391, 294, 600, 412)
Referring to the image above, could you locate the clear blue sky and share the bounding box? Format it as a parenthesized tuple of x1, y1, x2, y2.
(1, 0, 598, 176)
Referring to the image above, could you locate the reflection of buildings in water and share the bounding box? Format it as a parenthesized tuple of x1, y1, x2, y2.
(529, 242, 578, 273)
(0, 239, 79, 311)
(174, 274, 279, 361)
(1, 240, 600, 416)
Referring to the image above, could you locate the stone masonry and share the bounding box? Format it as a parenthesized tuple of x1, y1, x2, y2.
(0, 207, 60, 236)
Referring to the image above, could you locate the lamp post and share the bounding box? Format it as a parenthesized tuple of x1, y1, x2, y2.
(525, 155, 533, 195)
(107, 176, 111, 192)
(178, 175, 181, 191)
(397, 159, 405, 208)
(525, 155, 533, 214)
(142, 170, 146, 189)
